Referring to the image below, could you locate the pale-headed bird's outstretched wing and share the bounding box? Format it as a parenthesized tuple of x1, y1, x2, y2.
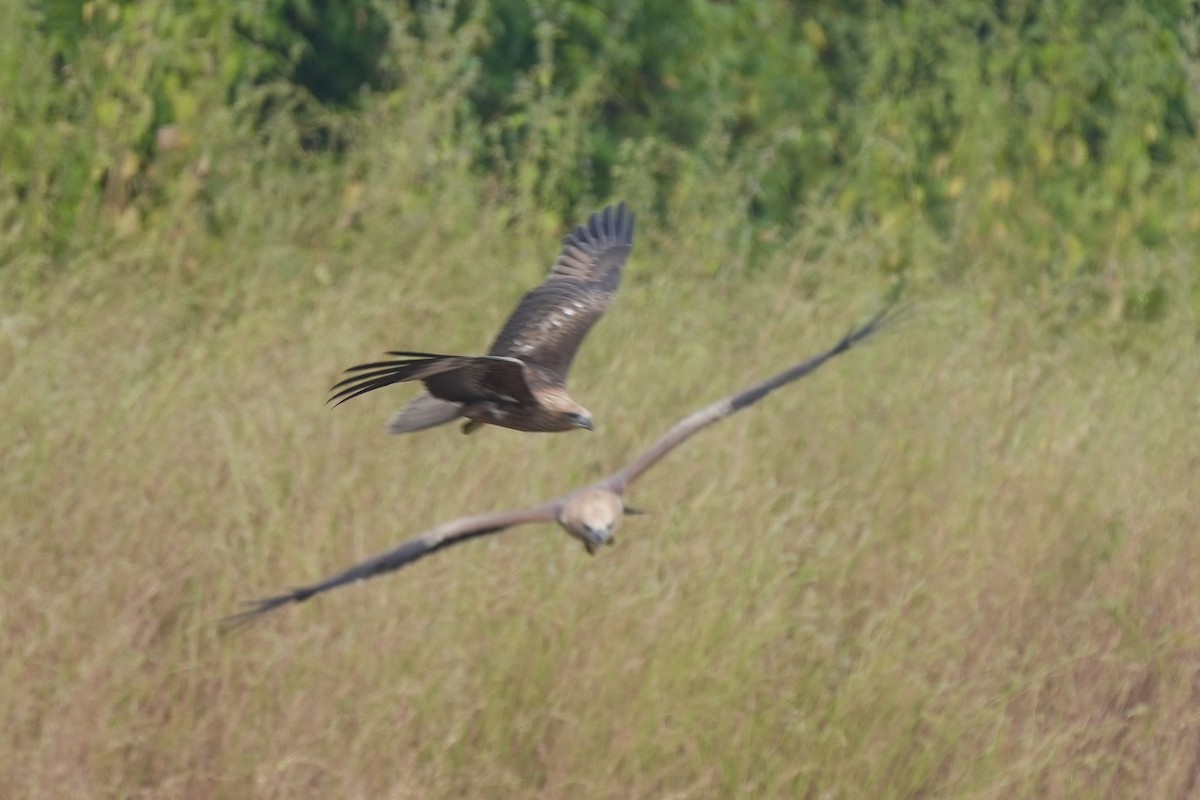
(223, 504, 558, 629)
(602, 300, 906, 494)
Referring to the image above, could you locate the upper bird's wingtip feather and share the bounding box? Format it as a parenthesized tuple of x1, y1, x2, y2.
(545, 203, 635, 286)
(617, 200, 634, 242)
(572, 201, 635, 249)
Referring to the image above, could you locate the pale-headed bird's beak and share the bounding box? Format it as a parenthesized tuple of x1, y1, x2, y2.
(582, 523, 613, 554)
(571, 412, 594, 431)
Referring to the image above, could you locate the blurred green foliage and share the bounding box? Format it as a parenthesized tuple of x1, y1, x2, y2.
(5, 0, 1199, 320)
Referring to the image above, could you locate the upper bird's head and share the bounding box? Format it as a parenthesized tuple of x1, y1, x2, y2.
(536, 387, 594, 432)
(567, 410, 594, 431)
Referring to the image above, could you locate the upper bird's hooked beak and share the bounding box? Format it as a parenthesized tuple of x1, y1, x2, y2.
(570, 412, 594, 431)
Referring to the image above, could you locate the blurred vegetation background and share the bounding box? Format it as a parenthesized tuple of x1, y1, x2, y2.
(4, 2, 1200, 798)
(7, 0, 1199, 319)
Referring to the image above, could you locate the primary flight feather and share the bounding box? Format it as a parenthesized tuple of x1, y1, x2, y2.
(226, 300, 903, 627)
(332, 202, 635, 435)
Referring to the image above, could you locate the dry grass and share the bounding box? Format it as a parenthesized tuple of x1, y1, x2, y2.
(2, 189, 1198, 799)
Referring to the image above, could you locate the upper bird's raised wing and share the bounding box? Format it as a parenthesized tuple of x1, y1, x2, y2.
(602, 301, 905, 494)
(329, 353, 536, 407)
(223, 504, 560, 628)
(487, 202, 635, 384)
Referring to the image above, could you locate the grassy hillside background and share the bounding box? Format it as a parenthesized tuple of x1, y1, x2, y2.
(3, 1, 1200, 798)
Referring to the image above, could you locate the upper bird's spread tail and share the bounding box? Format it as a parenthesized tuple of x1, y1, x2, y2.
(387, 392, 462, 434)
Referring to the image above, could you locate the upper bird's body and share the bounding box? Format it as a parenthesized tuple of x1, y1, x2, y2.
(331, 202, 636, 435)
(226, 300, 905, 627)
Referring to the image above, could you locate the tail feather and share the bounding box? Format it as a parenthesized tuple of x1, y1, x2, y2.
(388, 392, 462, 435)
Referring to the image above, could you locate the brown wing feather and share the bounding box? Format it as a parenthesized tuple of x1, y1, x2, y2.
(488, 202, 635, 382)
(223, 504, 560, 627)
(330, 353, 537, 407)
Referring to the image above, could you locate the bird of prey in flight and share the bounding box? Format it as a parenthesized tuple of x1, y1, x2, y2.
(225, 300, 902, 627)
(331, 202, 635, 435)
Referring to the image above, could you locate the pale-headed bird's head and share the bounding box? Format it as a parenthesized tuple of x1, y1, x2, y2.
(579, 521, 614, 554)
(560, 488, 623, 553)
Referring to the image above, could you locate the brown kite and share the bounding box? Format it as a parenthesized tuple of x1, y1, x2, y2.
(226, 300, 902, 626)
(331, 202, 635, 434)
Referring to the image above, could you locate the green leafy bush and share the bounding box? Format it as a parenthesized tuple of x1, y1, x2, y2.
(4, 0, 1198, 320)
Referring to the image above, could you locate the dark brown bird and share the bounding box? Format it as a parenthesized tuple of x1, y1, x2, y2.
(226, 300, 902, 627)
(331, 202, 635, 435)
